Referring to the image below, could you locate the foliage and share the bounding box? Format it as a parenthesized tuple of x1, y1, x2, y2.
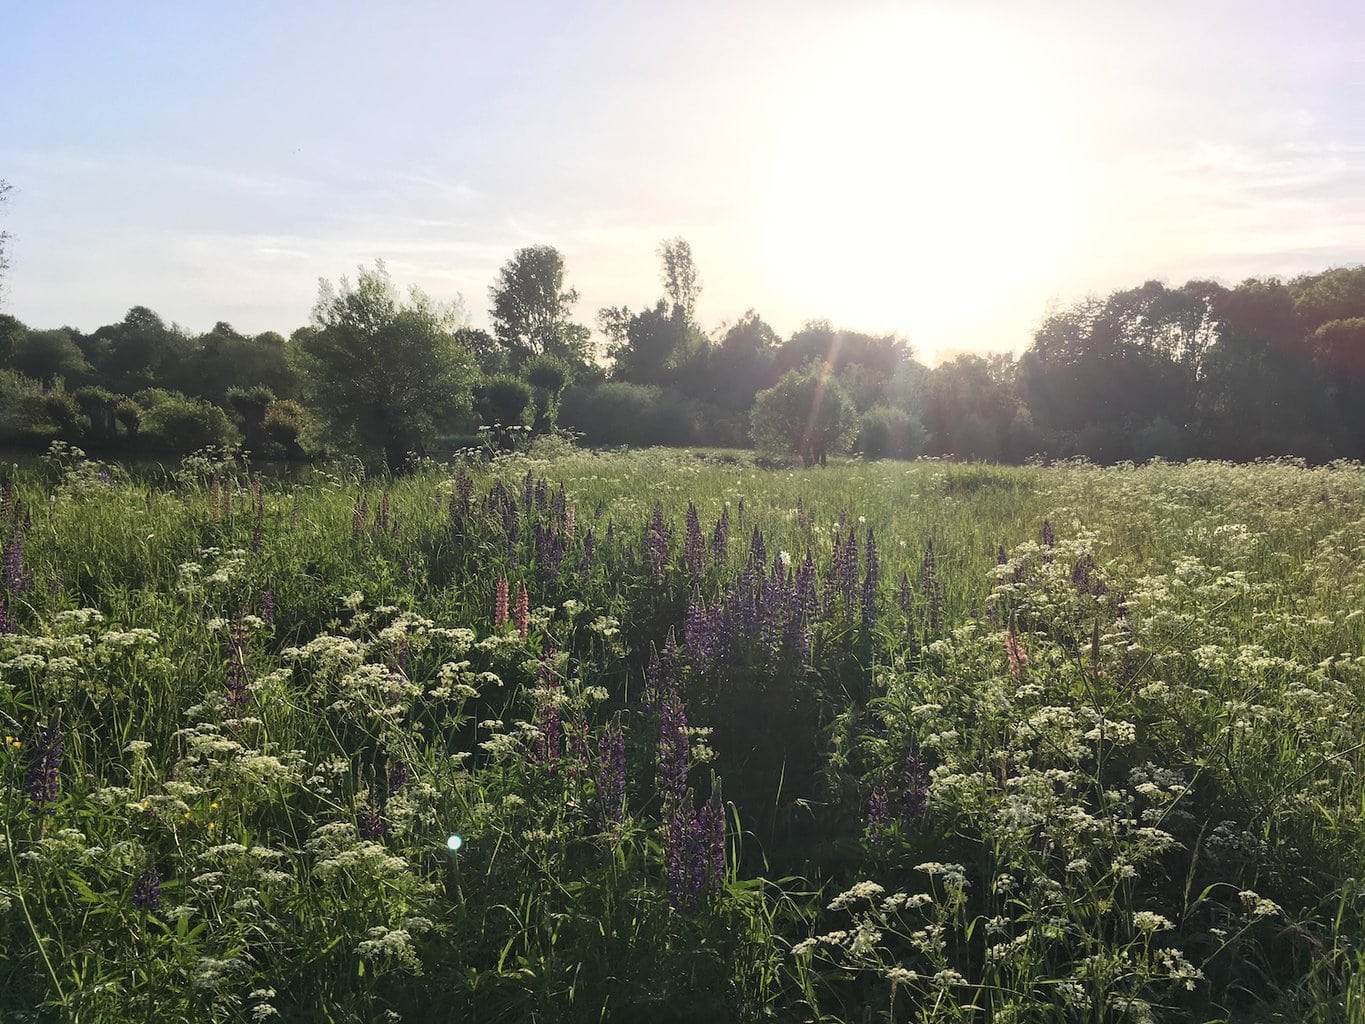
(750, 364, 857, 466)
(298, 261, 477, 474)
(559, 382, 701, 447)
(489, 245, 591, 369)
(13, 328, 90, 388)
(857, 404, 928, 460)
(138, 390, 237, 451)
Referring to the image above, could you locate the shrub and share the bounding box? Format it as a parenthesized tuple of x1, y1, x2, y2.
(750, 365, 856, 466)
(139, 391, 236, 451)
(857, 405, 928, 460)
(559, 382, 699, 447)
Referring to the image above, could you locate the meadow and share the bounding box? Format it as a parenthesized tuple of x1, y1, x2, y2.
(3, 442, 1365, 1023)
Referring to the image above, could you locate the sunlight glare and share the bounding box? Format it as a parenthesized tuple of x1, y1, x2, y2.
(763, 10, 1081, 339)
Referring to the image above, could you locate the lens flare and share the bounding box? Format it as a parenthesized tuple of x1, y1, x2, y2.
(446, 834, 463, 852)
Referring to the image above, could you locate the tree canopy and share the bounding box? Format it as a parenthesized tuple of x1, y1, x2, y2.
(489, 245, 591, 370)
(298, 262, 476, 473)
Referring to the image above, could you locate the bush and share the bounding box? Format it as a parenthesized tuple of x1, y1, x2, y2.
(559, 382, 699, 447)
(0, 370, 46, 441)
(857, 405, 928, 460)
(263, 399, 312, 459)
(750, 365, 856, 466)
(139, 391, 236, 451)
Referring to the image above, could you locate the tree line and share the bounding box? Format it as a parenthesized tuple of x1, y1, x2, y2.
(1, 227, 1362, 469)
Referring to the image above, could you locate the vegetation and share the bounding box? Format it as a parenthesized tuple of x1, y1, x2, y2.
(3, 445, 1365, 1021)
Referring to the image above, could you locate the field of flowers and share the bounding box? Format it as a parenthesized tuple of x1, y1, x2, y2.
(3, 443, 1365, 1023)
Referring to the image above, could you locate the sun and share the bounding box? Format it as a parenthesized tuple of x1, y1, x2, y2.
(762, 10, 1081, 341)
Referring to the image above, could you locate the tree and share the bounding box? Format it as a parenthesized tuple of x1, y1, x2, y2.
(475, 375, 533, 449)
(13, 328, 89, 388)
(750, 364, 857, 467)
(298, 262, 476, 473)
(658, 237, 701, 321)
(489, 246, 591, 369)
(523, 354, 570, 435)
(86, 306, 194, 394)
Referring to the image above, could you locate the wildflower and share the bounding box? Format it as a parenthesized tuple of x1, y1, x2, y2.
(24, 713, 63, 813)
(494, 577, 509, 629)
(861, 527, 879, 629)
(359, 801, 386, 840)
(866, 783, 891, 841)
(900, 736, 929, 823)
(2, 526, 33, 595)
(596, 715, 626, 826)
(133, 863, 162, 910)
(683, 501, 706, 578)
(514, 584, 529, 637)
(1006, 627, 1028, 680)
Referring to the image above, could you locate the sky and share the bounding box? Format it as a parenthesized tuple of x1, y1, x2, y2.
(4, 0, 1363, 363)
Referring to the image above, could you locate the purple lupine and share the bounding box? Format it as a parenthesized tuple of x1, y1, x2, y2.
(897, 571, 912, 612)
(1041, 519, 1055, 549)
(551, 483, 566, 520)
(841, 530, 860, 609)
(24, 713, 63, 814)
(359, 801, 386, 839)
(251, 523, 264, 552)
(534, 477, 549, 511)
(900, 736, 929, 823)
(861, 528, 879, 629)
(582, 529, 595, 571)
(596, 715, 627, 826)
(711, 506, 730, 566)
(656, 688, 689, 812)
(3, 528, 33, 595)
(534, 524, 565, 584)
(748, 526, 766, 571)
(132, 864, 161, 910)
(522, 470, 535, 512)
(532, 652, 563, 769)
(683, 502, 706, 579)
(456, 469, 474, 513)
(997, 545, 1009, 565)
(1071, 554, 1094, 595)
(0, 595, 14, 635)
(352, 498, 367, 536)
(685, 591, 712, 671)
(645, 503, 669, 578)
(866, 783, 891, 842)
(258, 588, 275, 627)
(387, 759, 409, 796)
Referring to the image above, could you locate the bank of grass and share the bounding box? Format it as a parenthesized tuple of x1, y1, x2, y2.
(2, 446, 1365, 1022)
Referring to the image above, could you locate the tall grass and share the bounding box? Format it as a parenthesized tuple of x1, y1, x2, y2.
(2, 444, 1364, 1022)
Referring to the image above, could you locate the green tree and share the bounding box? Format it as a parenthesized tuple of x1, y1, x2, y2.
(489, 245, 591, 369)
(86, 306, 194, 393)
(750, 364, 857, 467)
(13, 328, 90, 388)
(523, 354, 570, 435)
(0, 313, 25, 367)
(298, 261, 476, 473)
(658, 237, 701, 321)
(476, 374, 533, 449)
